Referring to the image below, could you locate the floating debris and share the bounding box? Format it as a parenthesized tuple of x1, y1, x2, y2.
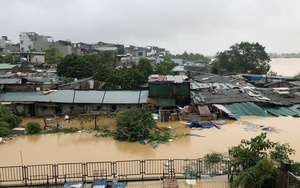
(186, 133, 205, 137)
(236, 120, 280, 133)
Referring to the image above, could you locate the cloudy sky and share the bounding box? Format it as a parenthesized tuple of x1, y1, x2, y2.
(1, 0, 300, 55)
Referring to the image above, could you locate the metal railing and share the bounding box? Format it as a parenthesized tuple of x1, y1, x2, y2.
(288, 171, 300, 188)
(0, 158, 230, 187)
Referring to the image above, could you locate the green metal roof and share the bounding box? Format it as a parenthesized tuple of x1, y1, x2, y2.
(156, 98, 175, 106)
(214, 102, 269, 120)
(263, 106, 300, 116)
(0, 64, 17, 69)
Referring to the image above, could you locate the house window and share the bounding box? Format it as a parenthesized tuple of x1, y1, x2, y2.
(43, 106, 48, 110)
(20, 40, 24, 44)
(138, 52, 143, 56)
(69, 106, 74, 110)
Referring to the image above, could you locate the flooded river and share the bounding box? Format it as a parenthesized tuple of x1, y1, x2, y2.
(1, 116, 300, 167)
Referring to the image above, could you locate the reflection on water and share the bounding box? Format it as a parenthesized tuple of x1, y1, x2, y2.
(1, 116, 300, 167)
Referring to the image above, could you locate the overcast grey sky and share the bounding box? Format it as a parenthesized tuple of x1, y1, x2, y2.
(1, 0, 300, 55)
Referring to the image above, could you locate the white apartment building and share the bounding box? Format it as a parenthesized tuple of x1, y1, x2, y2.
(19, 32, 37, 52)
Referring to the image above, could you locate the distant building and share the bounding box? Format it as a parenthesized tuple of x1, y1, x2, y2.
(19, 32, 38, 52)
(32, 35, 53, 51)
(0, 36, 6, 54)
(11, 52, 45, 66)
(184, 60, 209, 77)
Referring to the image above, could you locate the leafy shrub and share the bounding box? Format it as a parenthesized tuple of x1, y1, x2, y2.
(0, 106, 22, 129)
(25, 122, 42, 134)
(204, 152, 223, 164)
(0, 121, 11, 137)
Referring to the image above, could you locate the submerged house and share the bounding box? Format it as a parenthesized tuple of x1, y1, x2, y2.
(147, 75, 190, 121)
(0, 90, 148, 117)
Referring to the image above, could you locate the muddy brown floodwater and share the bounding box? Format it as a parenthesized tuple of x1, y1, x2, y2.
(1, 116, 300, 188)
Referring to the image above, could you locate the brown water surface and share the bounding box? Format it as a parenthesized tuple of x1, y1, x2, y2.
(1, 116, 300, 167)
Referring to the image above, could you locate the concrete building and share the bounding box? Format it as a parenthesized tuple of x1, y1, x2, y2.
(32, 35, 53, 51)
(0, 36, 6, 54)
(11, 52, 45, 66)
(19, 32, 38, 52)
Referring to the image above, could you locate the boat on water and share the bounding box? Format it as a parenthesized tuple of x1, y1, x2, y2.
(63, 181, 84, 188)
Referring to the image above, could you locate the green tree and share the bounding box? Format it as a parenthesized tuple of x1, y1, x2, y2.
(103, 67, 147, 89)
(114, 106, 156, 142)
(98, 51, 117, 69)
(0, 54, 14, 64)
(155, 57, 176, 75)
(0, 106, 22, 129)
(82, 54, 110, 81)
(57, 54, 94, 79)
(229, 132, 295, 187)
(171, 51, 211, 63)
(44, 47, 64, 64)
(137, 58, 154, 76)
(212, 41, 271, 74)
(232, 158, 279, 188)
(0, 121, 11, 137)
(25, 122, 42, 134)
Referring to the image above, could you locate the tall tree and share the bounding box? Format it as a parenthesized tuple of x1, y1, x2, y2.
(82, 54, 110, 81)
(137, 58, 154, 76)
(114, 106, 156, 142)
(57, 54, 94, 79)
(103, 67, 147, 89)
(44, 47, 64, 64)
(155, 57, 176, 75)
(212, 41, 271, 74)
(0, 54, 14, 64)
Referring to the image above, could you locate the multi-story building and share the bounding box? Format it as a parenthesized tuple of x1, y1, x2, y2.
(32, 35, 53, 51)
(0, 36, 6, 54)
(19, 32, 38, 52)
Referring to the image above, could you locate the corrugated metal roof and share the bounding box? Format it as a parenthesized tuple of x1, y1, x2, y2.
(0, 90, 148, 104)
(0, 64, 17, 69)
(102, 90, 143, 104)
(213, 102, 269, 120)
(139, 90, 149, 103)
(190, 82, 235, 90)
(44, 90, 75, 103)
(156, 98, 175, 106)
(74, 90, 104, 103)
(0, 90, 74, 103)
(0, 78, 22, 84)
(263, 106, 300, 117)
(192, 90, 255, 104)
